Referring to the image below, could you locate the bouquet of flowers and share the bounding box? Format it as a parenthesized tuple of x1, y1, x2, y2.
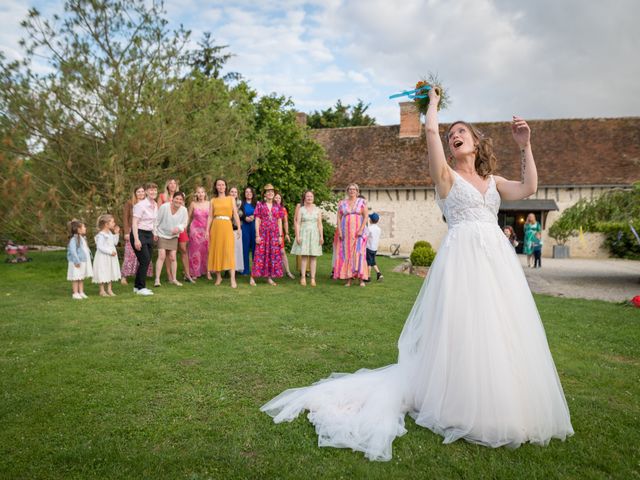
(413, 73, 450, 114)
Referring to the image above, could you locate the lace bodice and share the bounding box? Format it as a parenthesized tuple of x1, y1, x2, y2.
(436, 172, 500, 227)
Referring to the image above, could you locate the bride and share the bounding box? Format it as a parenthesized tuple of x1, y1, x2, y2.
(261, 87, 574, 461)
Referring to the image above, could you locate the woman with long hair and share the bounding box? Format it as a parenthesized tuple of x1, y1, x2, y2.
(261, 88, 573, 460)
(121, 185, 152, 284)
(240, 187, 257, 275)
(206, 178, 242, 288)
(187, 186, 210, 280)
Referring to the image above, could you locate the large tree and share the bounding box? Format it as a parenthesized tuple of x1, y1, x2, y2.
(0, 0, 257, 243)
(249, 94, 333, 207)
(307, 99, 376, 129)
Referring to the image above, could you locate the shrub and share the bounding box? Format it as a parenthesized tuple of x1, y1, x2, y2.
(321, 219, 336, 253)
(410, 246, 436, 267)
(413, 240, 433, 251)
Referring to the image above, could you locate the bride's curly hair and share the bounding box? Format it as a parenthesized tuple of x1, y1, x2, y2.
(446, 121, 497, 178)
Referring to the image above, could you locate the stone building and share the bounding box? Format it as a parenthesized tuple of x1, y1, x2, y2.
(310, 105, 640, 258)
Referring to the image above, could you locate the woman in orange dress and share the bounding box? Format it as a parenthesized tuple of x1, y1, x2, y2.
(206, 178, 242, 288)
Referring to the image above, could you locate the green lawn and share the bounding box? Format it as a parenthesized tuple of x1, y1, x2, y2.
(1, 252, 639, 479)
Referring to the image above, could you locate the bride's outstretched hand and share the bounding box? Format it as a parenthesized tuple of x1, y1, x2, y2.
(428, 84, 441, 108)
(511, 115, 531, 148)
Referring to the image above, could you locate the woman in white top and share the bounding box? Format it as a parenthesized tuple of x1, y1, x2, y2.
(153, 191, 188, 287)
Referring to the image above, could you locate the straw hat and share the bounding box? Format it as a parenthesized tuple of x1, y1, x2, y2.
(262, 183, 275, 193)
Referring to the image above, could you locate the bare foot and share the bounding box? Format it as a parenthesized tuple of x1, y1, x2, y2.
(108, 291, 116, 297)
(287, 272, 295, 279)
(310, 279, 316, 287)
(249, 278, 256, 287)
(231, 282, 238, 289)
(300, 278, 307, 286)
(120, 278, 128, 285)
(267, 278, 277, 286)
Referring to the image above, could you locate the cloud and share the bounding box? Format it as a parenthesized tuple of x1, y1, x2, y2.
(2, 0, 638, 125)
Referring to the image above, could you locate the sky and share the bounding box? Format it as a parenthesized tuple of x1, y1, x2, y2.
(1, 0, 639, 125)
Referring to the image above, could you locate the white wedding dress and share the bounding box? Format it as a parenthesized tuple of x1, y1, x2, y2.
(261, 171, 574, 461)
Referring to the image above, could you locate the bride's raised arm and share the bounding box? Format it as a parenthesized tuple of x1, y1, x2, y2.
(424, 88, 453, 198)
(494, 116, 538, 200)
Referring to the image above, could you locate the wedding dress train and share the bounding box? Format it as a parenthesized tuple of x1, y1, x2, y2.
(261, 172, 574, 461)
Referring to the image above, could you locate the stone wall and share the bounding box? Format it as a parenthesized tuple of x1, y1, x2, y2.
(327, 185, 622, 258)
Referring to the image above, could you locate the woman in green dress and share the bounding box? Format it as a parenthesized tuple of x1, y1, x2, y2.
(523, 213, 541, 267)
(291, 191, 323, 286)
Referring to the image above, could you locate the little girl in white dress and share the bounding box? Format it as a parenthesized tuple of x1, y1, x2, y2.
(92, 214, 121, 296)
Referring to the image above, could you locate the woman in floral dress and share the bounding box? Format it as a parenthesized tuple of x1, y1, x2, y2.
(334, 183, 369, 286)
(187, 186, 210, 280)
(250, 184, 284, 286)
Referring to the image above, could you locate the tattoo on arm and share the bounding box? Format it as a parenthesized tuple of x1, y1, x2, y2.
(520, 149, 526, 184)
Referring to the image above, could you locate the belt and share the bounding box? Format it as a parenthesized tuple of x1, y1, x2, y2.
(214, 215, 231, 220)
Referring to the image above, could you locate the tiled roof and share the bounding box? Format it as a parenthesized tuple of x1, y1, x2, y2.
(310, 118, 640, 188)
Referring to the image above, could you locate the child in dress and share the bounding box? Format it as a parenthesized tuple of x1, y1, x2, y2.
(92, 214, 121, 296)
(532, 231, 543, 268)
(66, 219, 93, 299)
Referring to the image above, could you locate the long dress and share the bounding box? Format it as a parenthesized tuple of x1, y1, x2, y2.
(241, 202, 256, 275)
(523, 221, 542, 255)
(207, 196, 235, 272)
(188, 206, 209, 278)
(251, 202, 284, 278)
(233, 202, 244, 273)
(261, 172, 574, 461)
(291, 206, 323, 257)
(333, 198, 368, 280)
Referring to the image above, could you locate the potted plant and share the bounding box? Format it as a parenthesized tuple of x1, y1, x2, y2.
(548, 221, 572, 259)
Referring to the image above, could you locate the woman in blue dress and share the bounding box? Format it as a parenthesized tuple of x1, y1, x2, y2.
(241, 187, 257, 275)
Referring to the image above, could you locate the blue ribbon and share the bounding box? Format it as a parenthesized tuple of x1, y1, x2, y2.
(388, 85, 431, 100)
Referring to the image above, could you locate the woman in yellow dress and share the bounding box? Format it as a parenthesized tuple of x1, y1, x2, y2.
(206, 178, 242, 288)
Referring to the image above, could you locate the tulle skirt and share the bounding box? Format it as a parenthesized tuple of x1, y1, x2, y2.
(261, 221, 574, 461)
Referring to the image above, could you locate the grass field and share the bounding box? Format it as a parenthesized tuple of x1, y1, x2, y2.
(1, 251, 639, 479)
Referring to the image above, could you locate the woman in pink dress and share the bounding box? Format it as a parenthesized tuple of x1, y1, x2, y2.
(187, 186, 211, 280)
(250, 184, 284, 286)
(333, 183, 369, 286)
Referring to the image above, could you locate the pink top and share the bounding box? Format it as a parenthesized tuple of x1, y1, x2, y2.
(132, 197, 157, 231)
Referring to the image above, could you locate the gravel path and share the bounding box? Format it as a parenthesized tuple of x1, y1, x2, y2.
(520, 257, 640, 303)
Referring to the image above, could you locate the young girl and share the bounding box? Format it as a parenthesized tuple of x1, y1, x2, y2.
(67, 219, 93, 299)
(92, 214, 122, 296)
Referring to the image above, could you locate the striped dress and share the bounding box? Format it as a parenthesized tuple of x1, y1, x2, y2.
(333, 198, 369, 280)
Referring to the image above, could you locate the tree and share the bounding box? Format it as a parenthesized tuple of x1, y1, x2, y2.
(548, 183, 640, 259)
(307, 99, 376, 129)
(0, 0, 257, 243)
(249, 94, 333, 209)
(187, 32, 241, 82)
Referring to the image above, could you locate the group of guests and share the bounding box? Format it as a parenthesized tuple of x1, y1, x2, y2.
(502, 212, 543, 268)
(66, 179, 384, 298)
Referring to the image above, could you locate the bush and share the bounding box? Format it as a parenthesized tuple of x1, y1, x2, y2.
(321, 219, 336, 253)
(413, 240, 433, 250)
(410, 246, 436, 267)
